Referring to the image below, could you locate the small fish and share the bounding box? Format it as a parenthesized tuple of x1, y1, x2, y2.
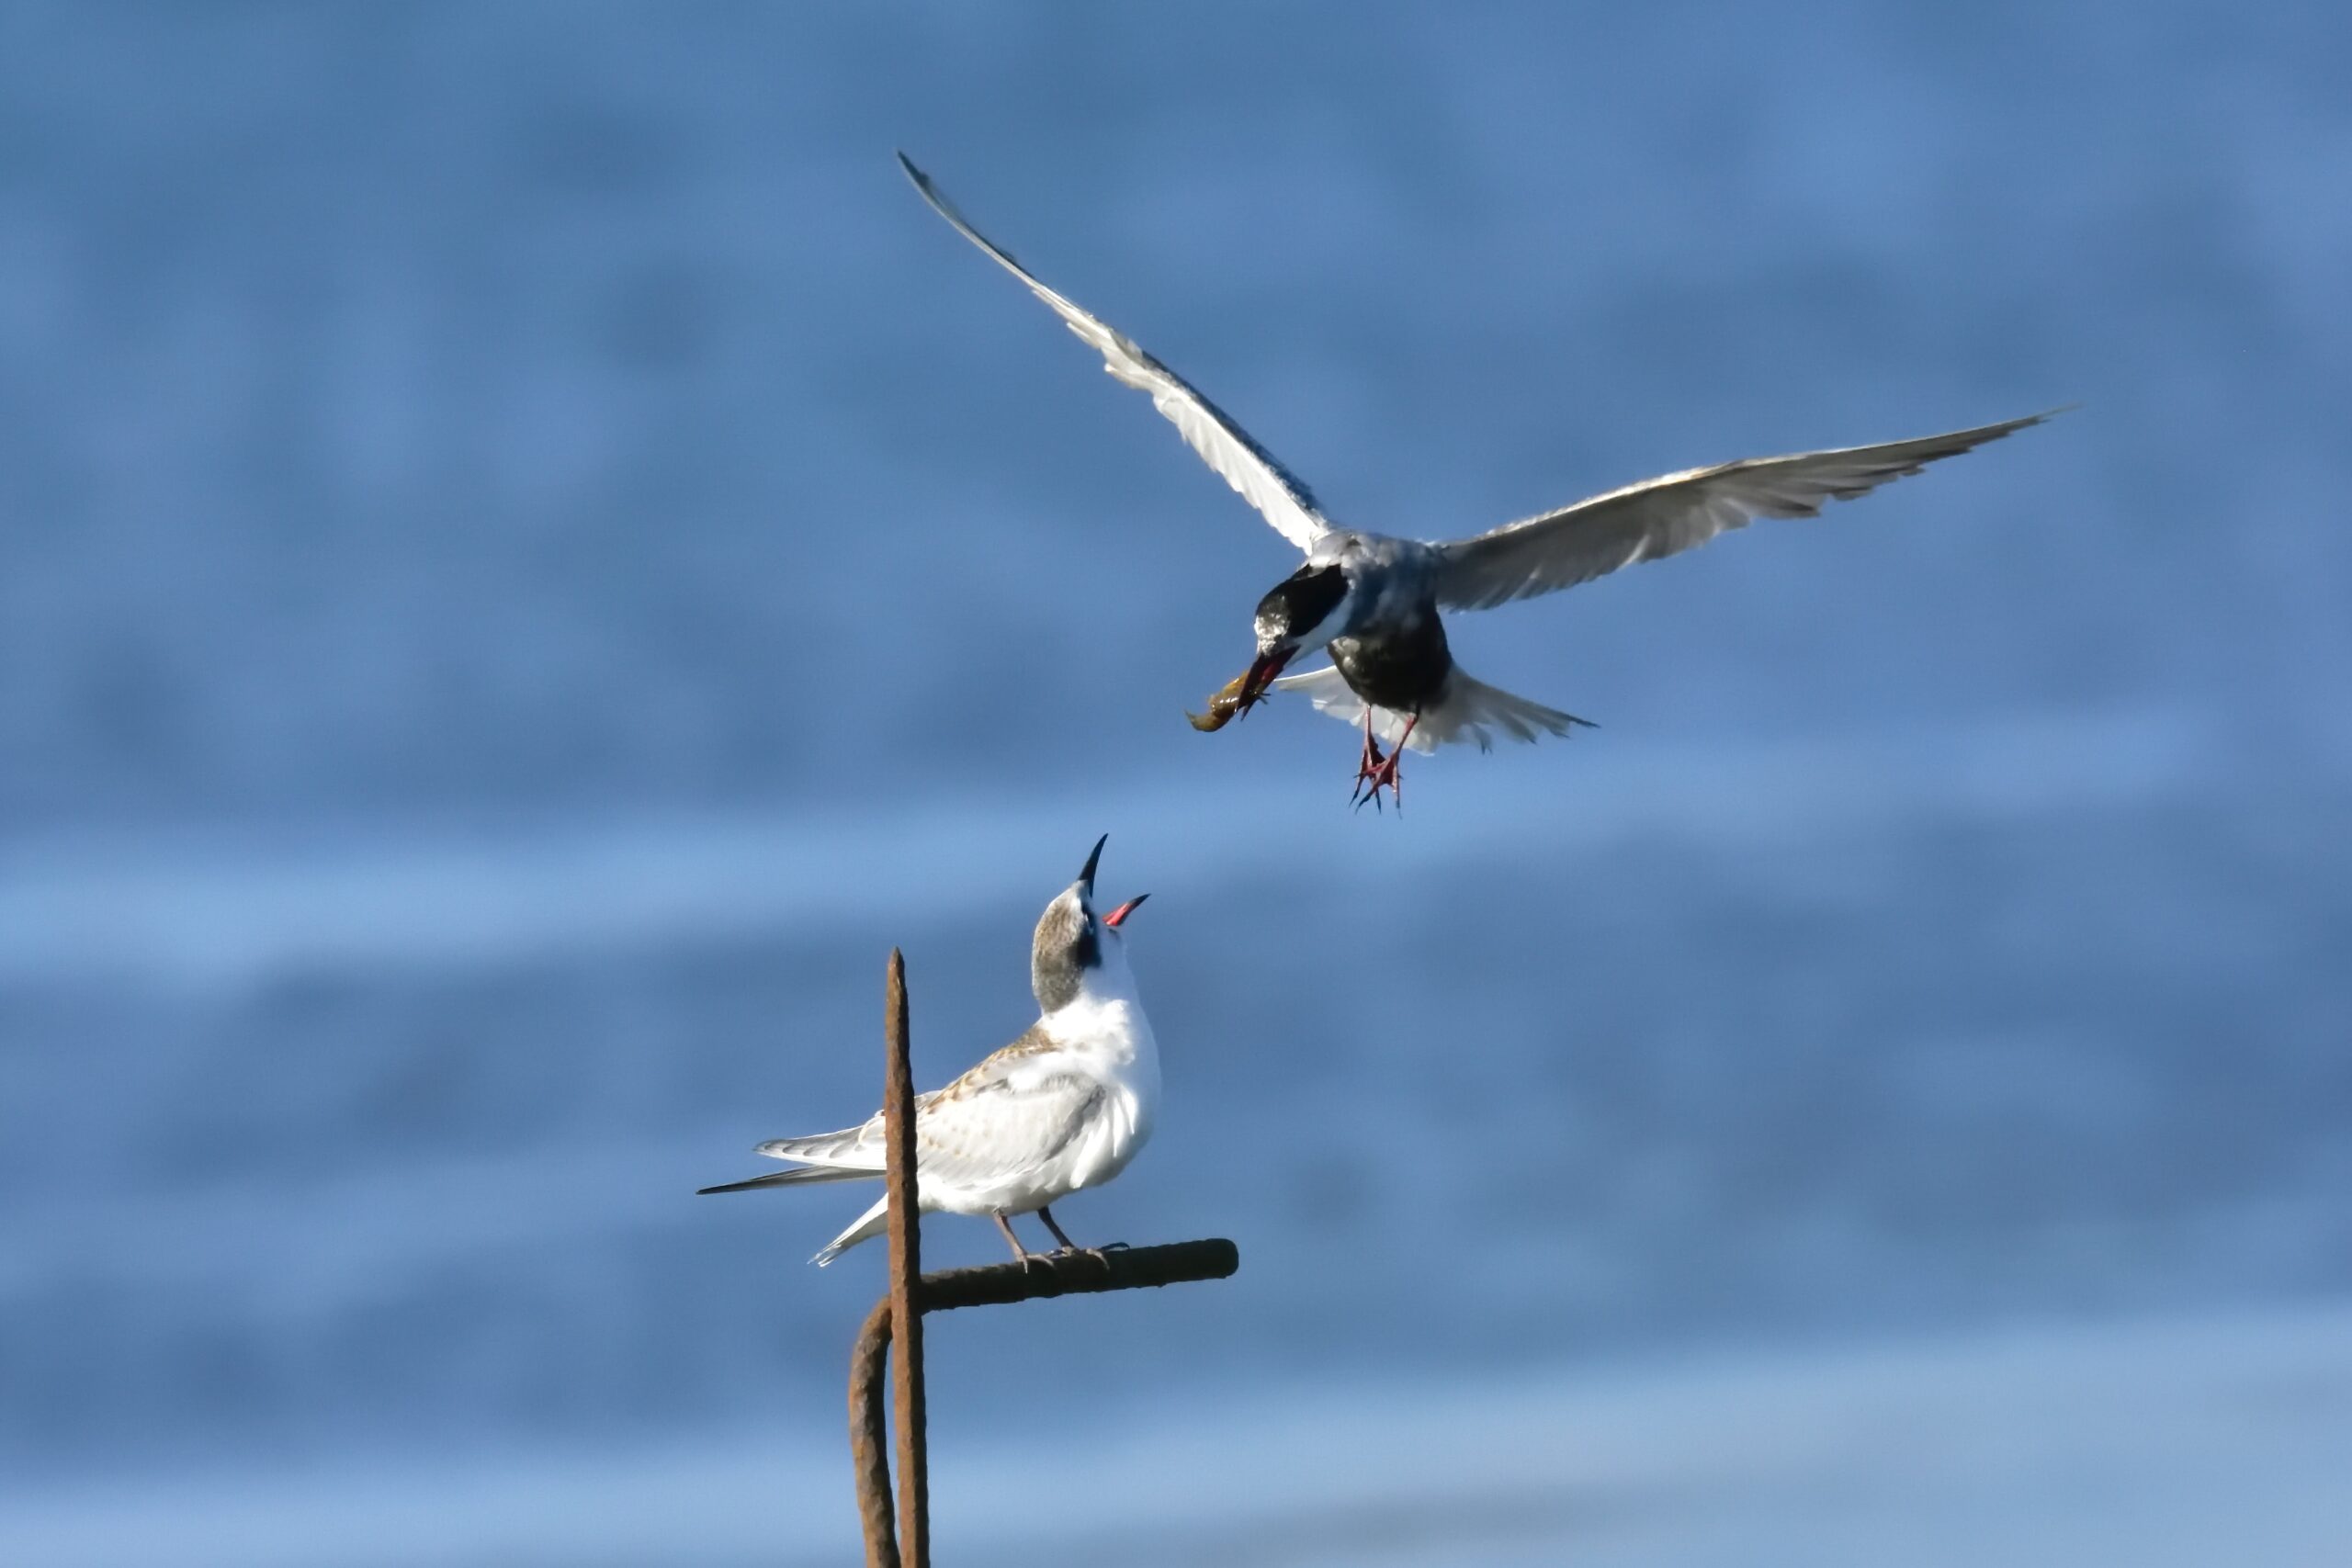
(1186, 671, 1253, 731)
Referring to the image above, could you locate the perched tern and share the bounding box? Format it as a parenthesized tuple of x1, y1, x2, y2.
(698, 836, 1157, 1267)
(898, 152, 2063, 807)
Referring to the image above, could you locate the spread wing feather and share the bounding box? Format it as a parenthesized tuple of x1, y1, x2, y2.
(1430, 411, 2064, 612)
(899, 152, 1330, 553)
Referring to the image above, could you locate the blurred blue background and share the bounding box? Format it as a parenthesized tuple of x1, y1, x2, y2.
(4, 4, 2349, 1563)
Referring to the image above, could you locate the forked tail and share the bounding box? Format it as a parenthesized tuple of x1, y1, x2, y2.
(811, 1195, 890, 1267)
(1271, 663, 1591, 752)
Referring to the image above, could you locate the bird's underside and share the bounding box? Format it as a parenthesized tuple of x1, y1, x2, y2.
(1303, 610, 1589, 808)
(899, 152, 2064, 808)
(1280, 656, 1592, 809)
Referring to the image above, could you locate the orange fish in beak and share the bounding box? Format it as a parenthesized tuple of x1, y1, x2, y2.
(1186, 646, 1295, 732)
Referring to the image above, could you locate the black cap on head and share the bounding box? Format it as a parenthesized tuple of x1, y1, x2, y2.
(1254, 562, 1348, 647)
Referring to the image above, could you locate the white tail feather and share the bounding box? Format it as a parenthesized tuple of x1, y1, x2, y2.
(811, 1194, 890, 1267)
(1270, 663, 1587, 752)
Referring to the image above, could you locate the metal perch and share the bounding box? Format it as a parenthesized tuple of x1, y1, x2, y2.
(846, 950, 1239, 1568)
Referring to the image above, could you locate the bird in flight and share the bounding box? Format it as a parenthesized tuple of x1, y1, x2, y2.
(698, 836, 1156, 1267)
(898, 153, 2063, 808)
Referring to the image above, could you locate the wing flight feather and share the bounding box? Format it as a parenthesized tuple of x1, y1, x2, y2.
(900, 152, 1330, 553)
(1430, 411, 2064, 611)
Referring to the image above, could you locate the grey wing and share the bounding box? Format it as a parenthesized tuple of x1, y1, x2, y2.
(899, 152, 1331, 554)
(908, 1065, 1107, 1190)
(752, 1083, 968, 1170)
(1428, 410, 2064, 612)
(752, 1040, 1101, 1188)
(752, 1109, 895, 1172)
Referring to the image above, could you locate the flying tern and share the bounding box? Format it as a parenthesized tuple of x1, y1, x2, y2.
(898, 152, 2063, 807)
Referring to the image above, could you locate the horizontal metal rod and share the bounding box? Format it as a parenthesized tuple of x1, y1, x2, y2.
(847, 1237, 1237, 1557)
(915, 1238, 1239, 1314)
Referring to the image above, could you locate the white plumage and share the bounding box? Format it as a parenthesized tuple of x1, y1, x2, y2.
(1271, 663, 1580, 754)
(699, 839, 1157, 1267)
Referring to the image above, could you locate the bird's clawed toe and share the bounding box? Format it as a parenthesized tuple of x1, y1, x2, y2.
(1351, 744, 1403, 812)
(1044, 1244, 1123, 1269)
(1348, 710, 1412, 811)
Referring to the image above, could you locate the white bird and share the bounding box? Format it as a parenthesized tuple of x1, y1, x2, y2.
(698, 836, 1157, 1267)
(899, 152, 2064, 807)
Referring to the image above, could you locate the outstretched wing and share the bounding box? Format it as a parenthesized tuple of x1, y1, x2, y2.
(899, 152, 1331, 554)
(1429, 411, 2064, 612)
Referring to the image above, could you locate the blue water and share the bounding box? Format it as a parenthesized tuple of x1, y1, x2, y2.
(3, 4, 2349, 1562)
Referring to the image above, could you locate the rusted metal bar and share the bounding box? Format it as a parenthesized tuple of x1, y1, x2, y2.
(847, 1298, 897, 1568)
(882, 949, 929, 1568)
(847, 1239, 1238, 1562)
(916, 1239, 1241, 1312)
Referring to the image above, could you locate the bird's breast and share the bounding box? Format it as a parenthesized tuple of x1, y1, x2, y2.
(1063, 1072, 1153, 1192)
(1330, 607, 1453, 710)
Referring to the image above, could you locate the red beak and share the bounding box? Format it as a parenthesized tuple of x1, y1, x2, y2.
(1102, 894, 1150, 930)
(1238, 646, 1294, 710)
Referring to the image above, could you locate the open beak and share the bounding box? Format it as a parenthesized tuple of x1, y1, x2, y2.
(1102, 893, 1150, 930)
(1186, 646, 1295, 733)
(1077, 833, 1108, 899)
(1237, 645, 1294, 709)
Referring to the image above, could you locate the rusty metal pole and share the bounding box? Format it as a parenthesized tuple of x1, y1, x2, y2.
(881, 950, 929, 1568)
(841, 950, 1238, 1563)
(847, 1299, 897, 1568)
(847, 1243, 1239, 1563)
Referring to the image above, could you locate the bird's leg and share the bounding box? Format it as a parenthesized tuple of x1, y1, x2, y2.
(1350, 708, 1390, 808)
(1037, 1205, 1125, 1267)
(1355, 713, 1417, 812)
(992, 1209, 1045, 1272)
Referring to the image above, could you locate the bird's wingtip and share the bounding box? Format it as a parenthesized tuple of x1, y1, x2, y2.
(2007, 401, 2081, 431)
